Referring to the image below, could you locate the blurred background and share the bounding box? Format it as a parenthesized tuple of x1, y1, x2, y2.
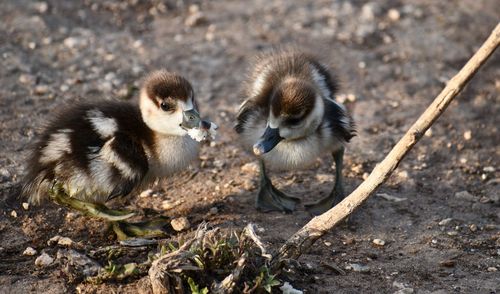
(0, 1, 499, 293)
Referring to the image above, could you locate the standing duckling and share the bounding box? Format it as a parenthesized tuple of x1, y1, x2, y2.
(22, 70, 216, 238)
(235, 50, 355, 215)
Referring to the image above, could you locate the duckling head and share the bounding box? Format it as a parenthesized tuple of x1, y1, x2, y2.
(140, 70, 200, 136)
(253, 78, 324, 155)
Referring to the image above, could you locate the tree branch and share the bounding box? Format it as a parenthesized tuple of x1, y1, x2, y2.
(272, 22, 500, 269)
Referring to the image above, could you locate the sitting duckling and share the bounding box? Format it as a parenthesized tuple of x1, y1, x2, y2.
(22, 70, 217, 239)
(235, 49, 355, 215)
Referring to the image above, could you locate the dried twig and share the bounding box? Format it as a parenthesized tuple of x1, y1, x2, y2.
(271, 23, 500, 269)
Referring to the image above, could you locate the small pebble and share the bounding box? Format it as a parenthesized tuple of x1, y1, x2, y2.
(19, 74, 36, 85)
(10, 210, 17, 218)
(171, 217, 190, 231)
(455, 190, 475, 201)
(185, 12, 206, 27)
(487, 267, 497, 272)
(373, 239, 386, 246)
(439, 259, 455, 267)
(34, 85, 49, 95)
(139, 189, 153, 198)
(208, 207, 218, 215)
(463, 130, 472, 140)
(23, 247, 37, 256)
(387, 9, 401, 21)
(348, 263, 370, 273)
(483, 166, 495, 173)
(438, 218, 452, 226)
(35, 253, 54, 267)
(22, 202, 30, 210)
(324, 241, 332, 247)
(447, 231, 458, 236)
(469, 224, 477, 232)
(57, 237, 74, 246)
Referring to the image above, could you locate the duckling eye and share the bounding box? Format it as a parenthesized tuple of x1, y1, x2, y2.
(160, 102, 173, 112)
(285, 117, 301, 125)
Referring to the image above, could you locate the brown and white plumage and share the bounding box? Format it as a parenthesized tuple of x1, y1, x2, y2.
(236, 50, 355, 170)
(22, 70, 201, 204)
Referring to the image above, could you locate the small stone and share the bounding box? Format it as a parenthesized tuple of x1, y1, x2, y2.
(349, 263, 370, 272)
(35, 253, 54, 267)
(139, 189, 153, 198)
(241, 162, 259, 174)
(463, 130, 472, 140)
(161, 199, 181, 210)
(35, 2, 49, 13)
(373, 239, 385, 246)
(59, 84, 69, 92)
(455, 190, 475, 201)
(483, 166, 495, 173)
(22, 202, 29, 210)
(324, 241, 332, 247)
(439, 259, 455, 267)
(10, 210, 17, 218)
(19, 74, 36, 85)
(438, 218, 453, 226)
(171, 217, 190, 231)
(23, 247, 37, 256)
(57, 237, 74, 247)
(469, 224, 478, 232)
(447, 231, 458, 236)
(424, 128, 433, 137)
(487, 267, 497, 272)
(362, 172, 369, 180)
(34, 85, 49, 95)
(185, 12, 206, 27)
(208, 207, 218, 215)
(387, 9, 400, 21)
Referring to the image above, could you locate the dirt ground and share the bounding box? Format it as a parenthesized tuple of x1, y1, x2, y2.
(1, 0, 499, 293)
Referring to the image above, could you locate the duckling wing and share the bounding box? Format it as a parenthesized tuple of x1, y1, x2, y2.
(235, 100, 262, 134)
(99, 132, 149, 201)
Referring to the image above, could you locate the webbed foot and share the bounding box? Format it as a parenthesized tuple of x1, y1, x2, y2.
(112, 217, 171, 240)
(256, 182, 300, 213)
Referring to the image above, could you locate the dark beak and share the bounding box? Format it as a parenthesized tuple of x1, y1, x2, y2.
(180, 109, 201, 129)
(253, 126, 282, 156)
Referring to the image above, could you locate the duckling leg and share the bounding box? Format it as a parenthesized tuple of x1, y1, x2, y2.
(50, 183, 170, 239)
(49, 183, 136, 221)
(305, 147, 345, 215)
(256, 160, 301, 213)
(112, 217, 171, 241)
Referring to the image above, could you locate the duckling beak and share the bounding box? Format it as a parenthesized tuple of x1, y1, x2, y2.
(180, 109, 201, 129)
(253, 126, 282, 155)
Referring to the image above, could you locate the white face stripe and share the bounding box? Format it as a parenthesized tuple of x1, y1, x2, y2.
(140, 90, 187, 136)
(87, 109, 118, 138)
(40, 129, 72, 164)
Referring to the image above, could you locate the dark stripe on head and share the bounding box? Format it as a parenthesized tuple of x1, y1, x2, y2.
(271, 79, 316, 117)
(144, 70, 193, 105)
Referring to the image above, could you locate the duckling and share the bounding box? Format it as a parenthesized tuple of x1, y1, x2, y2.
(22, 70, 214, 238)
(235, 50, 355, 215)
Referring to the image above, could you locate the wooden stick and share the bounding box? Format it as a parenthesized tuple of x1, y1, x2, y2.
(272, 23, 500, 268)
